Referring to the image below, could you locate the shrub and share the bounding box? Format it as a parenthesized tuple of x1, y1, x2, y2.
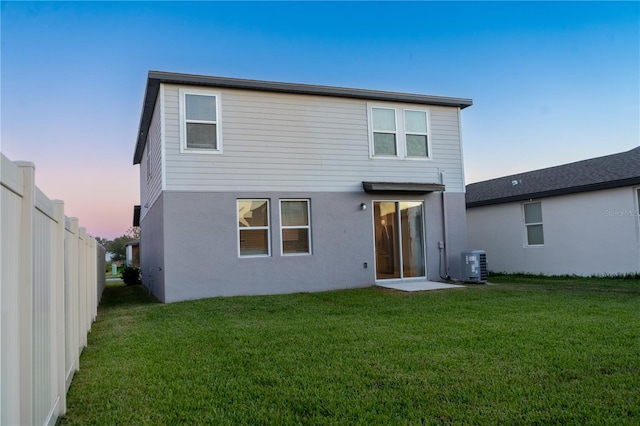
(120, 266, 141, 286)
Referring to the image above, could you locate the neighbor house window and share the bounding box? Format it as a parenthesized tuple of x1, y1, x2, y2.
(523, 201, 544, 246)
(369, 105, 430, 159)
(180, 89, 222, 153)
(636, 188, 640, 228)
(280, 200, 311, 255)
(238, 199, 270, 256)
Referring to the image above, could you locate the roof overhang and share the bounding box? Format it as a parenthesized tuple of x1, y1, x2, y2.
(363, 182, 445, 194)
(466, 177, 640, 208)
(133, 205, 140, 227)
(133, 71, 473, 164)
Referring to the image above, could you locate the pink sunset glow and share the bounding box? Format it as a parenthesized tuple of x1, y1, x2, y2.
(2, 2, 638, 242)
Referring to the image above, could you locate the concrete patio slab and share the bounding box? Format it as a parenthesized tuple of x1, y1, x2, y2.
(376, 281, 466, 292)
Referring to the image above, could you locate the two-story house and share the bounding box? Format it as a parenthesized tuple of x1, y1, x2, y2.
(133, 71, 473, 302)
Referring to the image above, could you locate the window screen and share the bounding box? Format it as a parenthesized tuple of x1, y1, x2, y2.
(280, 200, 311, 255)
(372, 108, 397, 156)
(184, 93, 218, 150)
(524, 202, 544, 245)
(238, 200, 270, 256)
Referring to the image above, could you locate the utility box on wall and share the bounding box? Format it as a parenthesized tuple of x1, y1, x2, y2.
(461, 250, 487, 283)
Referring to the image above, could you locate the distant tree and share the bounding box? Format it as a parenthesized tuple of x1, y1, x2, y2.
(109, 236, 130, 262)
(102, 228, 140, 262)
(125, 226, 141, 240)
(95, 237, 111, 250)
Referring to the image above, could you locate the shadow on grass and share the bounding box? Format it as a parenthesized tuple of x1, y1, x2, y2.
(488, 273, 640, 296)
(99, 284, 159, 310)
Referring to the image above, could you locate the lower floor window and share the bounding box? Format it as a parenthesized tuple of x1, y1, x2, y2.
(238, 199, 270, 256)
(280, 199, 311, 255)
(523, 201, 544, 246)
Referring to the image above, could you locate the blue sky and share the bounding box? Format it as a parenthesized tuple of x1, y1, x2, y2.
(2, 1, 638, 239)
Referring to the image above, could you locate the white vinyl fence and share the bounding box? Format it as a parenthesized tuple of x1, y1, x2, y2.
(1, 153, 105, 426)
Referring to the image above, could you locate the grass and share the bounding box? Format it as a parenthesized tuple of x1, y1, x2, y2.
(58, 276, 640, 425)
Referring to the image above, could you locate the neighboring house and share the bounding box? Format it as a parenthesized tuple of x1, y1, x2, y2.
(466, 147, 640, 276)
(132, 71, 473, 302)
(125, 240, 140, 267)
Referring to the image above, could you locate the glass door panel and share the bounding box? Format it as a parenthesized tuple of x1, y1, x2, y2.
(374, 202, 400, 279)
(374, 201, 425, 280)
(400, 202, 425, 278)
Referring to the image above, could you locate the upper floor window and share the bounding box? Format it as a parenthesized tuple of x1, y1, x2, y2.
(404, 110, 428, 157)
(371, 107, 398, 156)
(180, 89, 222, 154)
(368, 105, 430, 159)
(523, 201, 544, 246)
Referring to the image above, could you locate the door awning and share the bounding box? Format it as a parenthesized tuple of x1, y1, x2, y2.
(362, 182, 445, 194)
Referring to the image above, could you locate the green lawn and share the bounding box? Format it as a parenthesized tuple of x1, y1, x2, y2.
(59, 276, 640, 425)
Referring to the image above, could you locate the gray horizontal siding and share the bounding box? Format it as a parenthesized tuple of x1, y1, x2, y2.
(162, 84, 465, 193)
(140, 95, 163, 221)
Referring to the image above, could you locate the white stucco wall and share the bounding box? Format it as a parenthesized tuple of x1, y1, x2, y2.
(467, 186, 640, 275)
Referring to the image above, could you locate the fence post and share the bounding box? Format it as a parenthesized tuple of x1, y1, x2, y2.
(53, 200, 67, 416)
(89, 238, 97, 322)
(16, 162, 35, 426)
(78, 227, 87, 349)
(1, 155, 24, 425)
(66, 218, 80, 389)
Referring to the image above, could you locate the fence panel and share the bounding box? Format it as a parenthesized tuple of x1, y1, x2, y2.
(1, 156, 26, 425)
(0, 153, 104, 426)
(64, 218, 80, 392)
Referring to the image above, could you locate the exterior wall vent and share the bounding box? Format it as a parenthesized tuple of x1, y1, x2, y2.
(461, 250, 487, 283)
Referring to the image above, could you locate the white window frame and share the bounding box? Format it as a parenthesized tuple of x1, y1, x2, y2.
(523, 201, 544, 247)
(367, 104, 431, 160)
(369, 107, 399, 158)
(237, 199, 271, 258)
(403, 109, 431, 159)
(279, 199, 312, 256)
(179, 88, 223, 155)
(370, 199, 427, 280)
(635, 188, 640, 239)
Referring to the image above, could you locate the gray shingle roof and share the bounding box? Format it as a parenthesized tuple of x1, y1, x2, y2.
(466, 146, 640, 208)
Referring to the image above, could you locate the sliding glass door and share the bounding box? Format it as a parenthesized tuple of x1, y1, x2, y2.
(374, 201, 425, 280)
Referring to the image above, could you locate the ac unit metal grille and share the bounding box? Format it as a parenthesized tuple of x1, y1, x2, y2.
(479, 253, 488, 281)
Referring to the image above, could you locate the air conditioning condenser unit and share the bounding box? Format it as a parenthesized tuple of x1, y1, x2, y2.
(461, 250, 487, 283)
